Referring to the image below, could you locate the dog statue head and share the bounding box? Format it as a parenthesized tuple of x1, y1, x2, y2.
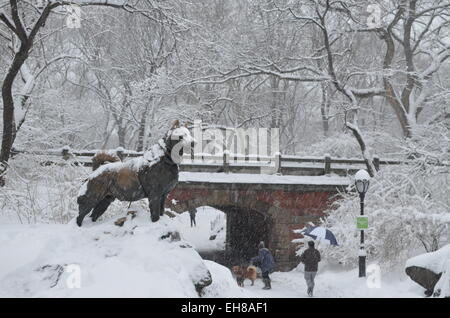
(164, 120, 196, 163)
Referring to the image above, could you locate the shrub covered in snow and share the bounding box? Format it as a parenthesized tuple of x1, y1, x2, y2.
(299, 131, 401, 158)
(319, 123, 450, 268)
(0, 154, 128, 224)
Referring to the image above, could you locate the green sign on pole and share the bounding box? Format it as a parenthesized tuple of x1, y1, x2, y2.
(357, 216, 369, 230)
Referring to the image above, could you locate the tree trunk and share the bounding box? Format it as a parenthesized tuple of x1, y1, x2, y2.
(270, 77, 280, 128)
(136, 106, 149, 152)
(320, 83, 330, 137)
(380, 16, 413, 138)
(345, 122, 377, 178)
(0, 1, 55, 186)
(117, 124, 126, 148)
(0, 45, 30, 186)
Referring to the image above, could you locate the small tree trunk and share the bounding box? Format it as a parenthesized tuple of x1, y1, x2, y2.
(117, 125, 126, 148)
(136, 105, 149, 152)
(320, 84, 330, 137)
(270, 77, 280, 128)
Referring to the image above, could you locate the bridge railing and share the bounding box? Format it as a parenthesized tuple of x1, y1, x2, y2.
(180, 152, 391, 175)
(10, 146, 412, 176)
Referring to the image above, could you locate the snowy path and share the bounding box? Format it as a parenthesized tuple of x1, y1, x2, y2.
(224, 270, 422, 298)
(174, 208, 422, 298)
(230, 273, 303, 298)
(173, 208, 422, 298)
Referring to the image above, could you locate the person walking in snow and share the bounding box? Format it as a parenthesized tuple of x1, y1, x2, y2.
(189, 208, 197, 227)
(250, 241, 276, 290)
(299, 240, 321, 297)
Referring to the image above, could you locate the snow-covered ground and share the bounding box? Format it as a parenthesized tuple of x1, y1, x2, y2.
(0, 212, 214, 297)
(238, 269, 421, 298)
(0, 207, 424, 298)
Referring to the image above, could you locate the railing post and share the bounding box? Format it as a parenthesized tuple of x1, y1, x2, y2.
(373, 156, 380, 171)
(62, 146, 71, 160)
(223, 150, 229, 173)
(324, 154, 331, 175)
(275, 152, 282, 174)
(190, 141, 195, 162)
(116, 147, 124, 161)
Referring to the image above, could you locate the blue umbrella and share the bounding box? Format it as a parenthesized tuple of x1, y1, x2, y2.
(303, 226, 338, 246)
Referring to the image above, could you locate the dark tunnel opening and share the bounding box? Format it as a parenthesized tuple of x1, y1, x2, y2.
(198, 206, 272, 268)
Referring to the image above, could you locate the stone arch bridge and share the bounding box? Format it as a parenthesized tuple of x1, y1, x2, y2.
(166, 172, 349, 271)
(15, 146, 397, 271)
(164, 152, 391, 270)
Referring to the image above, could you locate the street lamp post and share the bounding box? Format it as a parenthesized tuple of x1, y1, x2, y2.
(355, 169, 370, 278)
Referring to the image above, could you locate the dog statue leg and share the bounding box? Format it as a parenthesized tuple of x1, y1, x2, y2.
(91, 196, 115, 222)
(149, 199, 160, 222)
(159, 193, 167, 217)
(77, 203, 93, 227)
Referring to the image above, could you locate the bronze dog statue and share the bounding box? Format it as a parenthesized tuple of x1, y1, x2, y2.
(76, 120, 194, 226)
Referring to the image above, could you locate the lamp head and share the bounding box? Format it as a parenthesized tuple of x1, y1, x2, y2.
(355, 169, 370, 194)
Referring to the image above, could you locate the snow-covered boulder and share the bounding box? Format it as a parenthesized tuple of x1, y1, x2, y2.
(405, 245, 450, 297)
(201, 261, 253, 297)
(432, 263, 450, 298)
(0, 212, 214, 297)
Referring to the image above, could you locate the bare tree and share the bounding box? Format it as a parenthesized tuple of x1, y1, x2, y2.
(0, 0, 181, 184)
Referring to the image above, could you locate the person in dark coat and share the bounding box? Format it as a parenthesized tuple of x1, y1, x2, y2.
(299, 240, 321, 297)
(189, 208, 197, 227)
(250, 241, 276, 290)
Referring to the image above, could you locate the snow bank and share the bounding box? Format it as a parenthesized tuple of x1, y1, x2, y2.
(0, 212, 216, 297)
(202, 261, 253, 297)
(434, 263, 450, 298)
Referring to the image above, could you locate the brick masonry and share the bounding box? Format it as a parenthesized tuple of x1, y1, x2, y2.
(167, 181, 342, 271)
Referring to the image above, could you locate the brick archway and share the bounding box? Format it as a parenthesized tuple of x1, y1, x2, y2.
(166, 181, 343, 271)
(167, 193, 276, 266)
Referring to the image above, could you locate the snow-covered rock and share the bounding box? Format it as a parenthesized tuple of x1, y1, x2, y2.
(0, 212, 214, 297)
(201, 261, 253, 297)
(433, 263, 450, 298)
(405, 244, 450, 297)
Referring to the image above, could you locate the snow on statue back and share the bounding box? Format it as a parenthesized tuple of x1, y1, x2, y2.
(76, 120, 195, 227)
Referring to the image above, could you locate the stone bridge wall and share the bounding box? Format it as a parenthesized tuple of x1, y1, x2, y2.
(167, 182, 342, 270)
